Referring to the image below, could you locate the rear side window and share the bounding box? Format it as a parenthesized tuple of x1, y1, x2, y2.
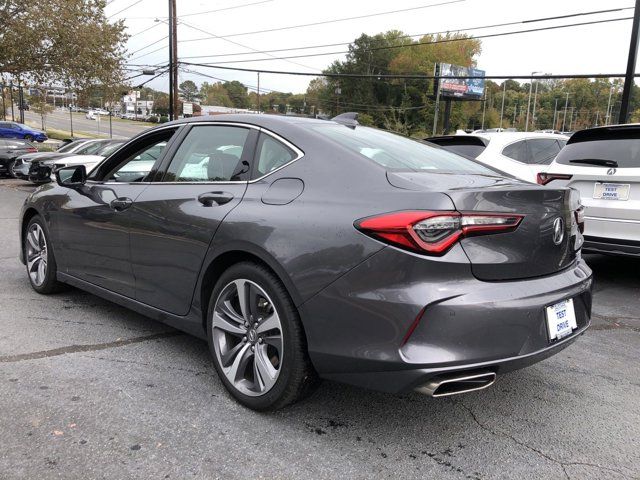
(311, 125, 494, 174)
(555, 139, 640, 168)
(164, 125, 251, 182)
(527, 139, 561, 165)
(76, 141, 108, 155)
(502, 140, 527, 162)
(255, 134, 296, 177)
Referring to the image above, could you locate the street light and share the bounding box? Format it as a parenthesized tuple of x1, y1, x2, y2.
(525, 71, 541, 132)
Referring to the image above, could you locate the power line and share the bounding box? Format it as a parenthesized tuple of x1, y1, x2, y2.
(128, 35, 168, 56)
(128, 21, 162, 38)
(179, 0, 274, 17)
(184, 16, 633, 65)
(178, 20, 320, 72)
(108, 0, 145, 19)
(178, 6, 634, 60)
(178, 0, 464, 40)
(181, 61, 640, 80)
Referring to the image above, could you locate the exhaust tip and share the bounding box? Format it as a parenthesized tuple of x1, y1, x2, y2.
(415, 371, 497, 397)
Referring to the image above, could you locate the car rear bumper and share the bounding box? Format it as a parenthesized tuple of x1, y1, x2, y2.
(583, 235, 640, 257)
(300, 246, 593, 394)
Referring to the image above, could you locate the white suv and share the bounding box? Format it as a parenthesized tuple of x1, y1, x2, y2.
(541, 124, 640, 257)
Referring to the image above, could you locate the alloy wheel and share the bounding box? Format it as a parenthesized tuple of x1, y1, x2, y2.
(212, 279, 283, 397)
(26, 223, 48, 286)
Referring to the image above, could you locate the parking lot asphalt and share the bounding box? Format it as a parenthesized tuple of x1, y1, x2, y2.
(0, 178, 638, 480)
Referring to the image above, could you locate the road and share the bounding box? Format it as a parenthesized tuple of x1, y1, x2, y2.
(0, 179, 638, 480)
(20, 108, 151, 139)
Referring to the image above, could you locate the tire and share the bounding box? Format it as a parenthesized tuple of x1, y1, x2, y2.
(6, 160, 16, 178)
(24, 134, 33, 142)
(206, 262, 318, 411)
(24, 215, 65, 294)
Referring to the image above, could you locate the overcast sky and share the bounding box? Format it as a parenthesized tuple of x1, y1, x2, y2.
(110, 0, 637, 95)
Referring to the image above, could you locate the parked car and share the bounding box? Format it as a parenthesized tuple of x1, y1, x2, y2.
(12, 139, 110, 179)
(0, 139, 37, 176)
(0, 121, 47, 142)
(541, 124, 640, 256)
(427, 132, 569, 183)
(19, 114, 592, 410)
(28, 140, 125, 183)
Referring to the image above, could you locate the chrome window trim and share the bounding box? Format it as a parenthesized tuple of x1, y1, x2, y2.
(83, 120, 305, 186)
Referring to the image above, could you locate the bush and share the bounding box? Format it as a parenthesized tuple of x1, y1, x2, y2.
(159, 116, 169, 123)
(148, 116, 158, 123)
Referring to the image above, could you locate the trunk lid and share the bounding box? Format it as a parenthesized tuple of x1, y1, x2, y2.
(387, 171, 581, 281)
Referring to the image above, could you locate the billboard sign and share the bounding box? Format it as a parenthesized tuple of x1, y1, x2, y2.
(438, 63, 485, 99)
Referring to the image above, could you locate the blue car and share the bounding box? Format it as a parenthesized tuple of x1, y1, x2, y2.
(0, 121, 47, 142)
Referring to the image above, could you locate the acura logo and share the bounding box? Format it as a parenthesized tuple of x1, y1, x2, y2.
(607, 168, 617, 175)
(552, 217, 565, 245)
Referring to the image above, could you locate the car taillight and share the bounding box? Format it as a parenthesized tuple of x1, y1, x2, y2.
(537, 172, 573, 185)
(355, 211, 524, 255)
(26, 148, 37, 153)
(574, 206, 585, 233)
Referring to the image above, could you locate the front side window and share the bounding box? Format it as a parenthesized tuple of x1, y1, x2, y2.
(311, 124, 493, 175)
(164, 125, 251, 182)
(93, 129, 177, 182)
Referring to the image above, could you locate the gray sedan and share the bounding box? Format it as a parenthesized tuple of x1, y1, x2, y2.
(18, 114, 592, 410)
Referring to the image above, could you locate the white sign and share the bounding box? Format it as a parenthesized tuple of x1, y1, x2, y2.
(183, 102, 193, 115)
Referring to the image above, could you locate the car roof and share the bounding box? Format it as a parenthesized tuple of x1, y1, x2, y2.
(427, 132, 568, 148)
(164, 114, 332, 130)
(566, 124, 640, 144)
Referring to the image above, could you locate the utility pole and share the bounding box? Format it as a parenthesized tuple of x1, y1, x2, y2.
(432, 63, 441, 135)
(481, 90, 486, 129)
(168, 0, 178, 121)
(512, 101, 518, 126)
(1, 84, 5, 121)
(531, 80, 540, 130)
(562, 92, 570, 132)
(9, 82, 15, 121)
(257, 72, 260, 113)
(552, 98, 558, 130)
(499, 80, 506, 129)
(605, 85, 614, 125)
(619, 0, 640, 123)
(525, 72, 541, 132)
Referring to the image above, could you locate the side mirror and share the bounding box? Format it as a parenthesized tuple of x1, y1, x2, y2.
(55, 165, 87, 187)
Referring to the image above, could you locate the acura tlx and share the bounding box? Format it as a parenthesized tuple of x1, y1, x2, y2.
(19, 114, 592, 410)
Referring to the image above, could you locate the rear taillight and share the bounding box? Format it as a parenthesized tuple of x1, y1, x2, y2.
(26, 147, 37, 153)
(537, 172, 573, 185)
(355, 211, 524, 255)
(574, 206, 585, 233)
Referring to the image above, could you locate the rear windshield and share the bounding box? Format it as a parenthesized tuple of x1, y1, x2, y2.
(58, 141, 86, 153)
(96, 142, 123, 157)
(432, 143, 486, 159)
(311, 125, 494, 174)
(556, 139, 640, 168)
(76, 141, 109, 155)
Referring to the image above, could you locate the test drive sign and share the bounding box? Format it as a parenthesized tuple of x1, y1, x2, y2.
(437, 63, 486, 99)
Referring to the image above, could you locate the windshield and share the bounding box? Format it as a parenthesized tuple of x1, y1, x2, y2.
(58, 141, 87, 153)
(311, 125, 495, 174)
(556, 138, 640, 168)
(76, 141, 108, 155)
(97, 142, 123, 157)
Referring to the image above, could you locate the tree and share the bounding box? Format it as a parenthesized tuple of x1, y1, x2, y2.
(0, 0, 128, 89)
(223, 81, 249, 108)
(178, 80, 201, 102)
(201, 81, 233, 107)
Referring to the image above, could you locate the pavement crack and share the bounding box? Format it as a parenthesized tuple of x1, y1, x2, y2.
(0, 331, 182, 363)
(455, 400, 636, 480)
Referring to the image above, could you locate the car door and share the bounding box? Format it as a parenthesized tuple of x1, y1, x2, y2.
(128, 123, 258, 315)
(53, 127, 180, 297)
(0, 122, 13, 138)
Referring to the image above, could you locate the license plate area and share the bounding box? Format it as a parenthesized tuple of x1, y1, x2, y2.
(593, 182, 630, 201)
(545, 298, 578, 342)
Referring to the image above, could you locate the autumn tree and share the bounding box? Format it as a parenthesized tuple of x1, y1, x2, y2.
(0, 0, 128, 91)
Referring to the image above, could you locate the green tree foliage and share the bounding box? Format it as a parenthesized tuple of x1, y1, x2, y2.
(0, 0, 128, 89)
(178, 80, 201, 102)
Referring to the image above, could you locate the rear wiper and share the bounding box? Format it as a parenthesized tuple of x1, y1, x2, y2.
(569, 158, 618, 168)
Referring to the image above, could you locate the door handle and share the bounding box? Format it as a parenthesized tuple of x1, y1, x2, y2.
(110, 197, 133, 211)
(198, 191, 234, 206)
